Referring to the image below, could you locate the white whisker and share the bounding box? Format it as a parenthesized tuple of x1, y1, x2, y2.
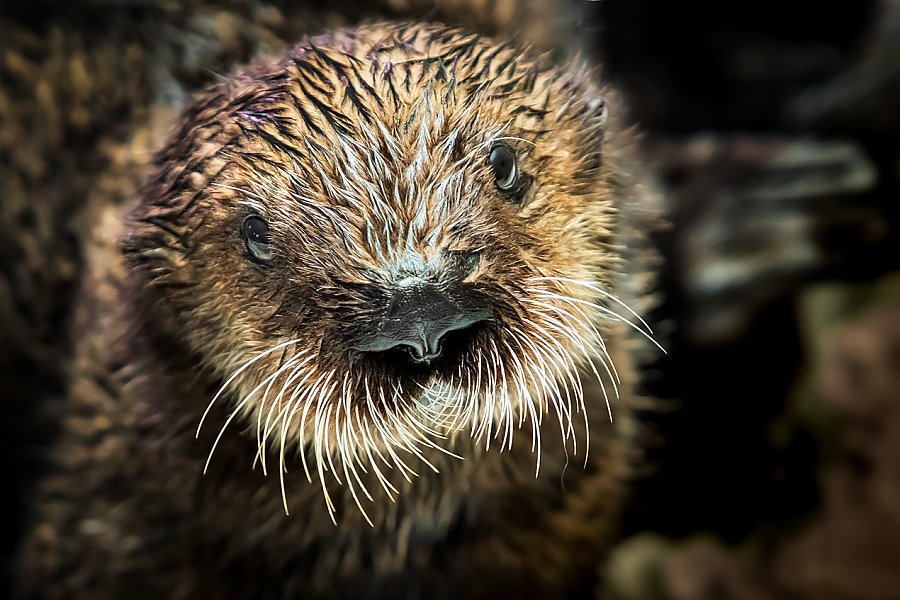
(197, 339, 302, 438)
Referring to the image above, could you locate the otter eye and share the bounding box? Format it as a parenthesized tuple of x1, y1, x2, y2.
(489, 145, 517, 191)
(241, 215, 273, 264)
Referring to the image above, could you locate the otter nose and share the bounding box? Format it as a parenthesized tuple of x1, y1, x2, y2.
(383, 285, 465, 362)
(355, 283, 491, 364)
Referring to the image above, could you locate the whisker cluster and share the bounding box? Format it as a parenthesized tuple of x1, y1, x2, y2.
(196, 276, 660, 523)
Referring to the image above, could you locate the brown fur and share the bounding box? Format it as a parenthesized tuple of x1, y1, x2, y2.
(18, 20, 661, 600)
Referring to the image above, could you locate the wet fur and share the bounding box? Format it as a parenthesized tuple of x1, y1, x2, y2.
(19, 21, 661, 600)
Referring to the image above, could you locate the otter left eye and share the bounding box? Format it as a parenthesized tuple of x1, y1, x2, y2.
(489, 145, 517, 191)
(241, 215, 273, 264)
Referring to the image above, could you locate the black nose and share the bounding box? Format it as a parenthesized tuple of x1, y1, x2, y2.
(354, 283, 492, 364)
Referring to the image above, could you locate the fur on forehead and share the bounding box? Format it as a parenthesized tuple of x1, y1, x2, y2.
(223, 20, 608, 159)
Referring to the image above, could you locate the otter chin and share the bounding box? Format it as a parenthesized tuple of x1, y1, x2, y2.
(22, 20, 661, 599)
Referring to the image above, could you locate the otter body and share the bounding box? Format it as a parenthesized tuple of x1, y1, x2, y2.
(19, 21, 660, 599)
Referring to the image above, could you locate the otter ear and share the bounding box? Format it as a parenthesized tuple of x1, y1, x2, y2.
(550, 69, 610, 144)
(587, 96, 609, 131)
(581, 94, 609, 146)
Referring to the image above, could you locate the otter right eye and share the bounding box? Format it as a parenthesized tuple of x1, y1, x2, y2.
(241, 215, 273, 264)
(489, 145, 517, 191)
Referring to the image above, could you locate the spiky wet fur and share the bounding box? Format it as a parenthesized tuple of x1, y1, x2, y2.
(20, 21, 662, 599)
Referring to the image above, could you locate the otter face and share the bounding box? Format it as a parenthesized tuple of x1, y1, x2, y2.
(125, 22, 632, 518)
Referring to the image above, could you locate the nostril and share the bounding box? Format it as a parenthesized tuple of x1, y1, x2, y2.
(397, 343, 424, 360)
(396, 340, 440, 364)
(393, 327, 436, 363)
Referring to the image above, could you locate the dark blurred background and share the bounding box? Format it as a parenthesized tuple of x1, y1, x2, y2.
(592, 1, 900, 597)
(2, 1, 899, 598)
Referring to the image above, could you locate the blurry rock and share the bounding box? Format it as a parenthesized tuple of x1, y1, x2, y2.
(646, 135, 884, 344)
(774, 280, 900, 599)
(638, 279, 900, 600)
(602, 533, 675, 600)
(666, 538, 788, 600)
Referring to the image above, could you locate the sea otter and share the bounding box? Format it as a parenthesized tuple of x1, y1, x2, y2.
(18, 20, 662, 599)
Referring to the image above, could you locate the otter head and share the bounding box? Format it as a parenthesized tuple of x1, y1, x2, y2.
(124, 22, 628, 518)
